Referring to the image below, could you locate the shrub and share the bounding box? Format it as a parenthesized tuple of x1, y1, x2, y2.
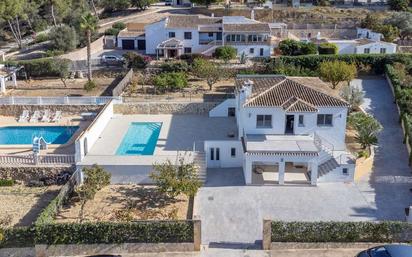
(340, 85, 364, 111)
(153, 72, 188, 92)
(278, 39, 318, 56)
(179, 53, 206, 64)
(271, 221, 412, 243)
(0, 179, 14, 187)
(123, 52, 151, 69)
(5, 58, 71, 78)
(348, 112, 383, 150)
(35, 221, 194, 245)
(318, 42, 338, 55)
(49, 25, 79, 53)
(104, 27, 121, 36)
(45, 49, 65, 57)
(84, 80, 97, 91)
(112, 22, 126, 30)
(161, 61, 190, 73)
(150, 158, 201, 198)
(0, 227, 35, 248)
(214, 46, 237, 62)
(33, 33, 49, 44)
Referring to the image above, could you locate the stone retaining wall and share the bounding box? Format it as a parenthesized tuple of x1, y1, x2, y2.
(0, 247, 35, 257)
(0, 165, 75, 183)
(114, 102, 220, 115)
(0, 105, 102, 117)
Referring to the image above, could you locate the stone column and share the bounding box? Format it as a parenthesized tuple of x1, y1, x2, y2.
(262, 220, 272, 250)
(12, 72, 17, 87)
(278, 159, 285, 185)
(193, 220, 201, 251)
(244, 157, 252, 185)
(0, 76, 5, 94)
(311, 160, 318, 186)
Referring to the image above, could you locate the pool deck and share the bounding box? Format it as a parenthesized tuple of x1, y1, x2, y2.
(0, 115, 91, 154)
(81, 114, 238, 166)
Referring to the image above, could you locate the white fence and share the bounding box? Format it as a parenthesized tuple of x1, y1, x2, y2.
(0, 96, 122, 105)
(0, 154, 75, 166)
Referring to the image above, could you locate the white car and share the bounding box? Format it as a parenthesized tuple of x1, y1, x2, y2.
(101, 55, 124, 65)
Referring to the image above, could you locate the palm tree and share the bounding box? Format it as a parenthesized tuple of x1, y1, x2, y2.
(80, 13, 98, 82)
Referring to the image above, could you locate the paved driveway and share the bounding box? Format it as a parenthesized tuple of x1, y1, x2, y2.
(353, 78, 412, 220)
(195, 78, 412, 246)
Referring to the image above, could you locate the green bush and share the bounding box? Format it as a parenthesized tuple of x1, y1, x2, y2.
(49, 25, 79, 53)
(153, 72, 188, 92)
(179, 53, 207, 64)
(104, 27, 120, 36)
(112, 22, 126, 30)
(271, 221, 412, 242)
(35, 221, 194, 245)
(0, 227, 35, 248)
(214, 46, 237, 62)
(318, 42, 338, 55)
(84, 80, 97, 92)
(0, 179, 14, 187)
(161, 61, 189, 73)
(123, 52, 151, 69)
(5, 58, 71, 78)
(278, 39, 318, 56)
(33, 33, 49, 44)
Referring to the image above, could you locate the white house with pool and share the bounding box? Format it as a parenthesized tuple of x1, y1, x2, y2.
(76, 75, 355, 186)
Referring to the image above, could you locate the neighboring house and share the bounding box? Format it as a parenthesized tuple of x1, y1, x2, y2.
(207, 75, 355, 185)
(117, 15, 275, 58)
(315, 27, 397, 54)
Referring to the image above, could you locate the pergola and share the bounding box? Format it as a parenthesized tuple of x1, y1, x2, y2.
(156, 38, 184, 59)
(0, 65, 20, 94)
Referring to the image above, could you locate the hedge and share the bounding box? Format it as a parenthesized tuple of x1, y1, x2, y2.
(0, 227, 35, 248)
(272, 54, 412, 74)
(0, 179, 14, 187)
(35, 221, 194, 245)
(271, 221, 412, 243)
(4, 58, 71, 78)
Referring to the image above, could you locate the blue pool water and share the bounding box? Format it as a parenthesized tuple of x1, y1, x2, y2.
(116, 122, 162, 156)
(0, 126, 79, 145)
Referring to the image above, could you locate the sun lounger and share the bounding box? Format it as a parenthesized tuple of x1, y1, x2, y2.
(18, 110, 29, 123)
(41, 110, 50, 122)
(29, 111, 41, 123)
(51, 111, 62, 123)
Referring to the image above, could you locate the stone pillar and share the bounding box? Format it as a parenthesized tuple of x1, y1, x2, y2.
(12, 72, 17, 87)
(262, 220, 272, 250)
(278, 159, 285, 185)
(0, 76, 5, 94)
(244, 157, 252, 185)
(311, 160, 318, 186)
(193, 220, 201, 251)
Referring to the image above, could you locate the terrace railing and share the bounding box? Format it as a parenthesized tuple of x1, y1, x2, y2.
(0, 96, 122, 105)
(0, 154, 75, 166)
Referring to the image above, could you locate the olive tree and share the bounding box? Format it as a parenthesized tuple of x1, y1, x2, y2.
(340, 85, 364, 112)
(76, 165, 111, 222)
(192, 58, 221, 91)
(150, 158, 201, 199)
(319, 61, 357, 89)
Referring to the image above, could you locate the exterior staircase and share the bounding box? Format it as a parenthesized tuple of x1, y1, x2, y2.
(318, 158, 339, 178)
(193, 151, 207, 184)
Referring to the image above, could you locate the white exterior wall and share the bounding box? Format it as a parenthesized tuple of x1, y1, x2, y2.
(145, 20, 167, 55)
(238, 105, 347, 151)
(355, 42, 397, 54)
(117, 36, 145, 49)
(228, 44, 272, 58)
(209, 99, 236, 117)
(204, 140, 244, 168)
(75, 101, 114, 163)
(356, 28, 382, 41)
(317, 164, 355, 183)
(328, 40, 357, 54)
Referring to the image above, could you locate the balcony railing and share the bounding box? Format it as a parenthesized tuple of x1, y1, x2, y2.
(0, 154, 75, 166)
(0, 96, 122, 105)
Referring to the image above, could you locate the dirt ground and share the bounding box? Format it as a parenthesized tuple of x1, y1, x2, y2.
(5, 77, 118, 97)
(346, 127, 363, 155)
(0, 184, 61, 227)
(55, 185, 190, 223)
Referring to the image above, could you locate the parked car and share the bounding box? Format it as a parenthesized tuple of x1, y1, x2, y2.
(165, 0, 173, 5)
(357, 245, 412, 257)
(101, 55, 124, 65)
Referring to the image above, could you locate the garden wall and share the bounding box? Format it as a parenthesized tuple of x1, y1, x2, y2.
(0, 165, 75, 183)
(61, 37, 104, 61)
(114, 102, 220, 115)
(112, 69, 133, 96)
(0, 105, 102, 117)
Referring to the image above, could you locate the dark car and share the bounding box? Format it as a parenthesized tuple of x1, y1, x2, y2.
(357, 245, 412, 257)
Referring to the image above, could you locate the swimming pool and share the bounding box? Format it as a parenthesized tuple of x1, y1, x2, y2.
(0, 126, 79, 145)
(116, 122, 162, 156)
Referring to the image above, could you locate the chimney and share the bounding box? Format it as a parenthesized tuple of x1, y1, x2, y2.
(251, 9, 255, 20)
(316, 32, 321, 40)
(242, 79, 254, 99)
(211, 13, 214, 17)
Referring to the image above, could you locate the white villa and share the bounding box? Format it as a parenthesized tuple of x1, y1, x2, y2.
(117, 15, 275, 58)
(205, 75, 355, 185)
(74, 75, 356, 186)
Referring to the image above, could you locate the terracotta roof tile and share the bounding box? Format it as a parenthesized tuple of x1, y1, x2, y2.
(236, 75, 348, 108)
(166, 15, 222, 29)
